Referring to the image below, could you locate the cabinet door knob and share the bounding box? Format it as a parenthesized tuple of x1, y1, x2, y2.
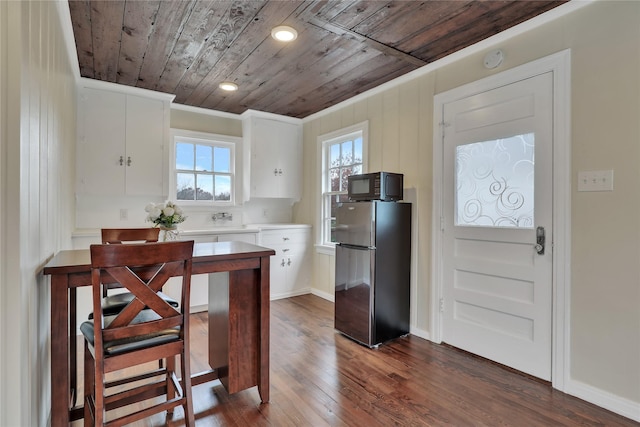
(278, 168, 283, 175)
(287, 258, 291, 266)
(283, 237, 290, 241)
(127, 156, 132, 167)
(119, 155, 124, 166)
(283, 248, 290, 252)
(280, 259, 286, 267)
(273, 168, 278, 176)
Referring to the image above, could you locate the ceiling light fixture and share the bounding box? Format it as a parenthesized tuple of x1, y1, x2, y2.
(271, 25, 298, 42)
(219, 82, 238, 91)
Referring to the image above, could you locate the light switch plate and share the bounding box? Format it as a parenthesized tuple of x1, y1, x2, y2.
(577, 170, 614, 192)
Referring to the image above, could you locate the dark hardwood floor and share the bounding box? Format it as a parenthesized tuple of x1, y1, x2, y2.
(73, 294, 638, 426)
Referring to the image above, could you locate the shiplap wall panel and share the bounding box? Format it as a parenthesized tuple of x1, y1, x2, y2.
(398, 80, 420, 187)
(366, 93, 383, 172)
(1, 2, 77, 425)
(381, 88, 401, 172)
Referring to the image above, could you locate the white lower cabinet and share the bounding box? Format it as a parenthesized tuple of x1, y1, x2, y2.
(258, 227, 311, 300)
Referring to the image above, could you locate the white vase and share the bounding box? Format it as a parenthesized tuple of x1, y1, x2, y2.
(159, 225, 178, 241)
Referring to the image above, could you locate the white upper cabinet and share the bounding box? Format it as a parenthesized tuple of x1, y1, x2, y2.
(242, 112, 302, 201)
(76, 85, 171, 196)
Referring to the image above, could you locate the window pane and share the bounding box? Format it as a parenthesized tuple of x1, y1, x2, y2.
(321, 127, 366, 245)
(214, 175, 231, 201)
(176, 172, 195, 200)
(195, 145, 212, 171)
(330, 168, 340, 192)
(340, 166, 352, 191)
(341, 141, 353, 166)
(455, 133, 535, 228)
(196, 174, 213, 200)
(330, 144, 341, 168)
(176, 143, 194, 170)
(214, 147, 231, 173)
(354, 137, 363, 164)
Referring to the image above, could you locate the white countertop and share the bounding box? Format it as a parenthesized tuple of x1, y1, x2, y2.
(245, 223, 311, 230)
(73, 223, 311, 238)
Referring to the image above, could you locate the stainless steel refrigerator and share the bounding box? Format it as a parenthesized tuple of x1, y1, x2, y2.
(334, 201, 411, 347)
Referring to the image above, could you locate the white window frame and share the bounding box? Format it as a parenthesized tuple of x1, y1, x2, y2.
(169, 129, 241, 206)
(317, 121, 368, 254)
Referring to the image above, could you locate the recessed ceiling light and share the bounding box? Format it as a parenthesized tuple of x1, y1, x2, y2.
(219, 82, 238, 91)
(271, 25, 298, 42)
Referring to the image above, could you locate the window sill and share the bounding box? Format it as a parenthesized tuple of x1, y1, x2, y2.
(314, 244, 335, 256)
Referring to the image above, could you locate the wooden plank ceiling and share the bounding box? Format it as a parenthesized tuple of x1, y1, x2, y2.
(69, 0, 566, 119)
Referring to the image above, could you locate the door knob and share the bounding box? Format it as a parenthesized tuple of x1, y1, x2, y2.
(535, 226, 545, 255)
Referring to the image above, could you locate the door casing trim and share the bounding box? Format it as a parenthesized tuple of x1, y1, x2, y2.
(431, 49, 571, 391)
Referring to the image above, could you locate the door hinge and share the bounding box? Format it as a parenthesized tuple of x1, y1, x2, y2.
(439, 121, 451, 138)
(439, 298, 444, 312)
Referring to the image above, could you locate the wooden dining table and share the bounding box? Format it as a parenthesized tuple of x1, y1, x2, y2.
(42, 240, 275, 427)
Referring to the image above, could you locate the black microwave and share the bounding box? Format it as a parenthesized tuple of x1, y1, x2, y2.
(347, 172, 403, 201)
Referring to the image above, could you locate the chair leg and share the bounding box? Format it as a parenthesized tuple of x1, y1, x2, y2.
(94, 357, 105, 426)
(84, 342, 93, 427)
(182, 346, 195, 426)
(166, 355, 176, 415)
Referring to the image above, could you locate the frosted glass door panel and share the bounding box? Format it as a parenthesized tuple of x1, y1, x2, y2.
(455, 133, 534, 228)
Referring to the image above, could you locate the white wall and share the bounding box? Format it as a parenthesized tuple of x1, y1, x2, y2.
(0, 1, 77, 425)
(295, 0, 640, 419)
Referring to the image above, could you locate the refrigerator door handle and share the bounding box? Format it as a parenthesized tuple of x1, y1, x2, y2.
(336, 243, 375, 250)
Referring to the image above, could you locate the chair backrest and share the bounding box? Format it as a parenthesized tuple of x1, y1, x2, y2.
(101, 227, 160, 244)
(100, 228, 162, 295)
(89, 241, 194, 355)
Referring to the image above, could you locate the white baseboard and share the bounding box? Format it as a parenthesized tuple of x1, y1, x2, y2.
(190, 304, 207, 313)
(310, 288, 334, 302)
(565, 378, 640, 422)
(409, 326, 430, 342)
(271, 288, 313, 301)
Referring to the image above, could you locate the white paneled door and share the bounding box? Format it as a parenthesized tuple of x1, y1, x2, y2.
(442, 72, 553, 380)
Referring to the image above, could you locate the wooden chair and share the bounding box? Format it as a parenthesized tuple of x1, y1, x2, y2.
(100, 228, 161, 298)
(101, 227, 160, 245)
(81, 240, 195, 426)
(95, 228, 178, 315)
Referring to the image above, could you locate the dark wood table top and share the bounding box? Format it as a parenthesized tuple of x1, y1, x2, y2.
(43, 241, 275, 276)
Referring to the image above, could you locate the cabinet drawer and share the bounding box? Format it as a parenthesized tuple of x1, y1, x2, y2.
(261, 229, 310, 246)
(270, 243, 307, 257)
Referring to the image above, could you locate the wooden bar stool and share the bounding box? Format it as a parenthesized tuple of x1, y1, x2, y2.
(81, 241, 195, 426)
(91, 228, 178, 315)
(94, 228, 178, 371)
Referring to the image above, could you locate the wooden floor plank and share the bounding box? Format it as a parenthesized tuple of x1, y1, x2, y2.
(72, 294, 637, 426)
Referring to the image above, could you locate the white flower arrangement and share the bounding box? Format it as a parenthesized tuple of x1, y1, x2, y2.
(145, 201, 186, 229)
